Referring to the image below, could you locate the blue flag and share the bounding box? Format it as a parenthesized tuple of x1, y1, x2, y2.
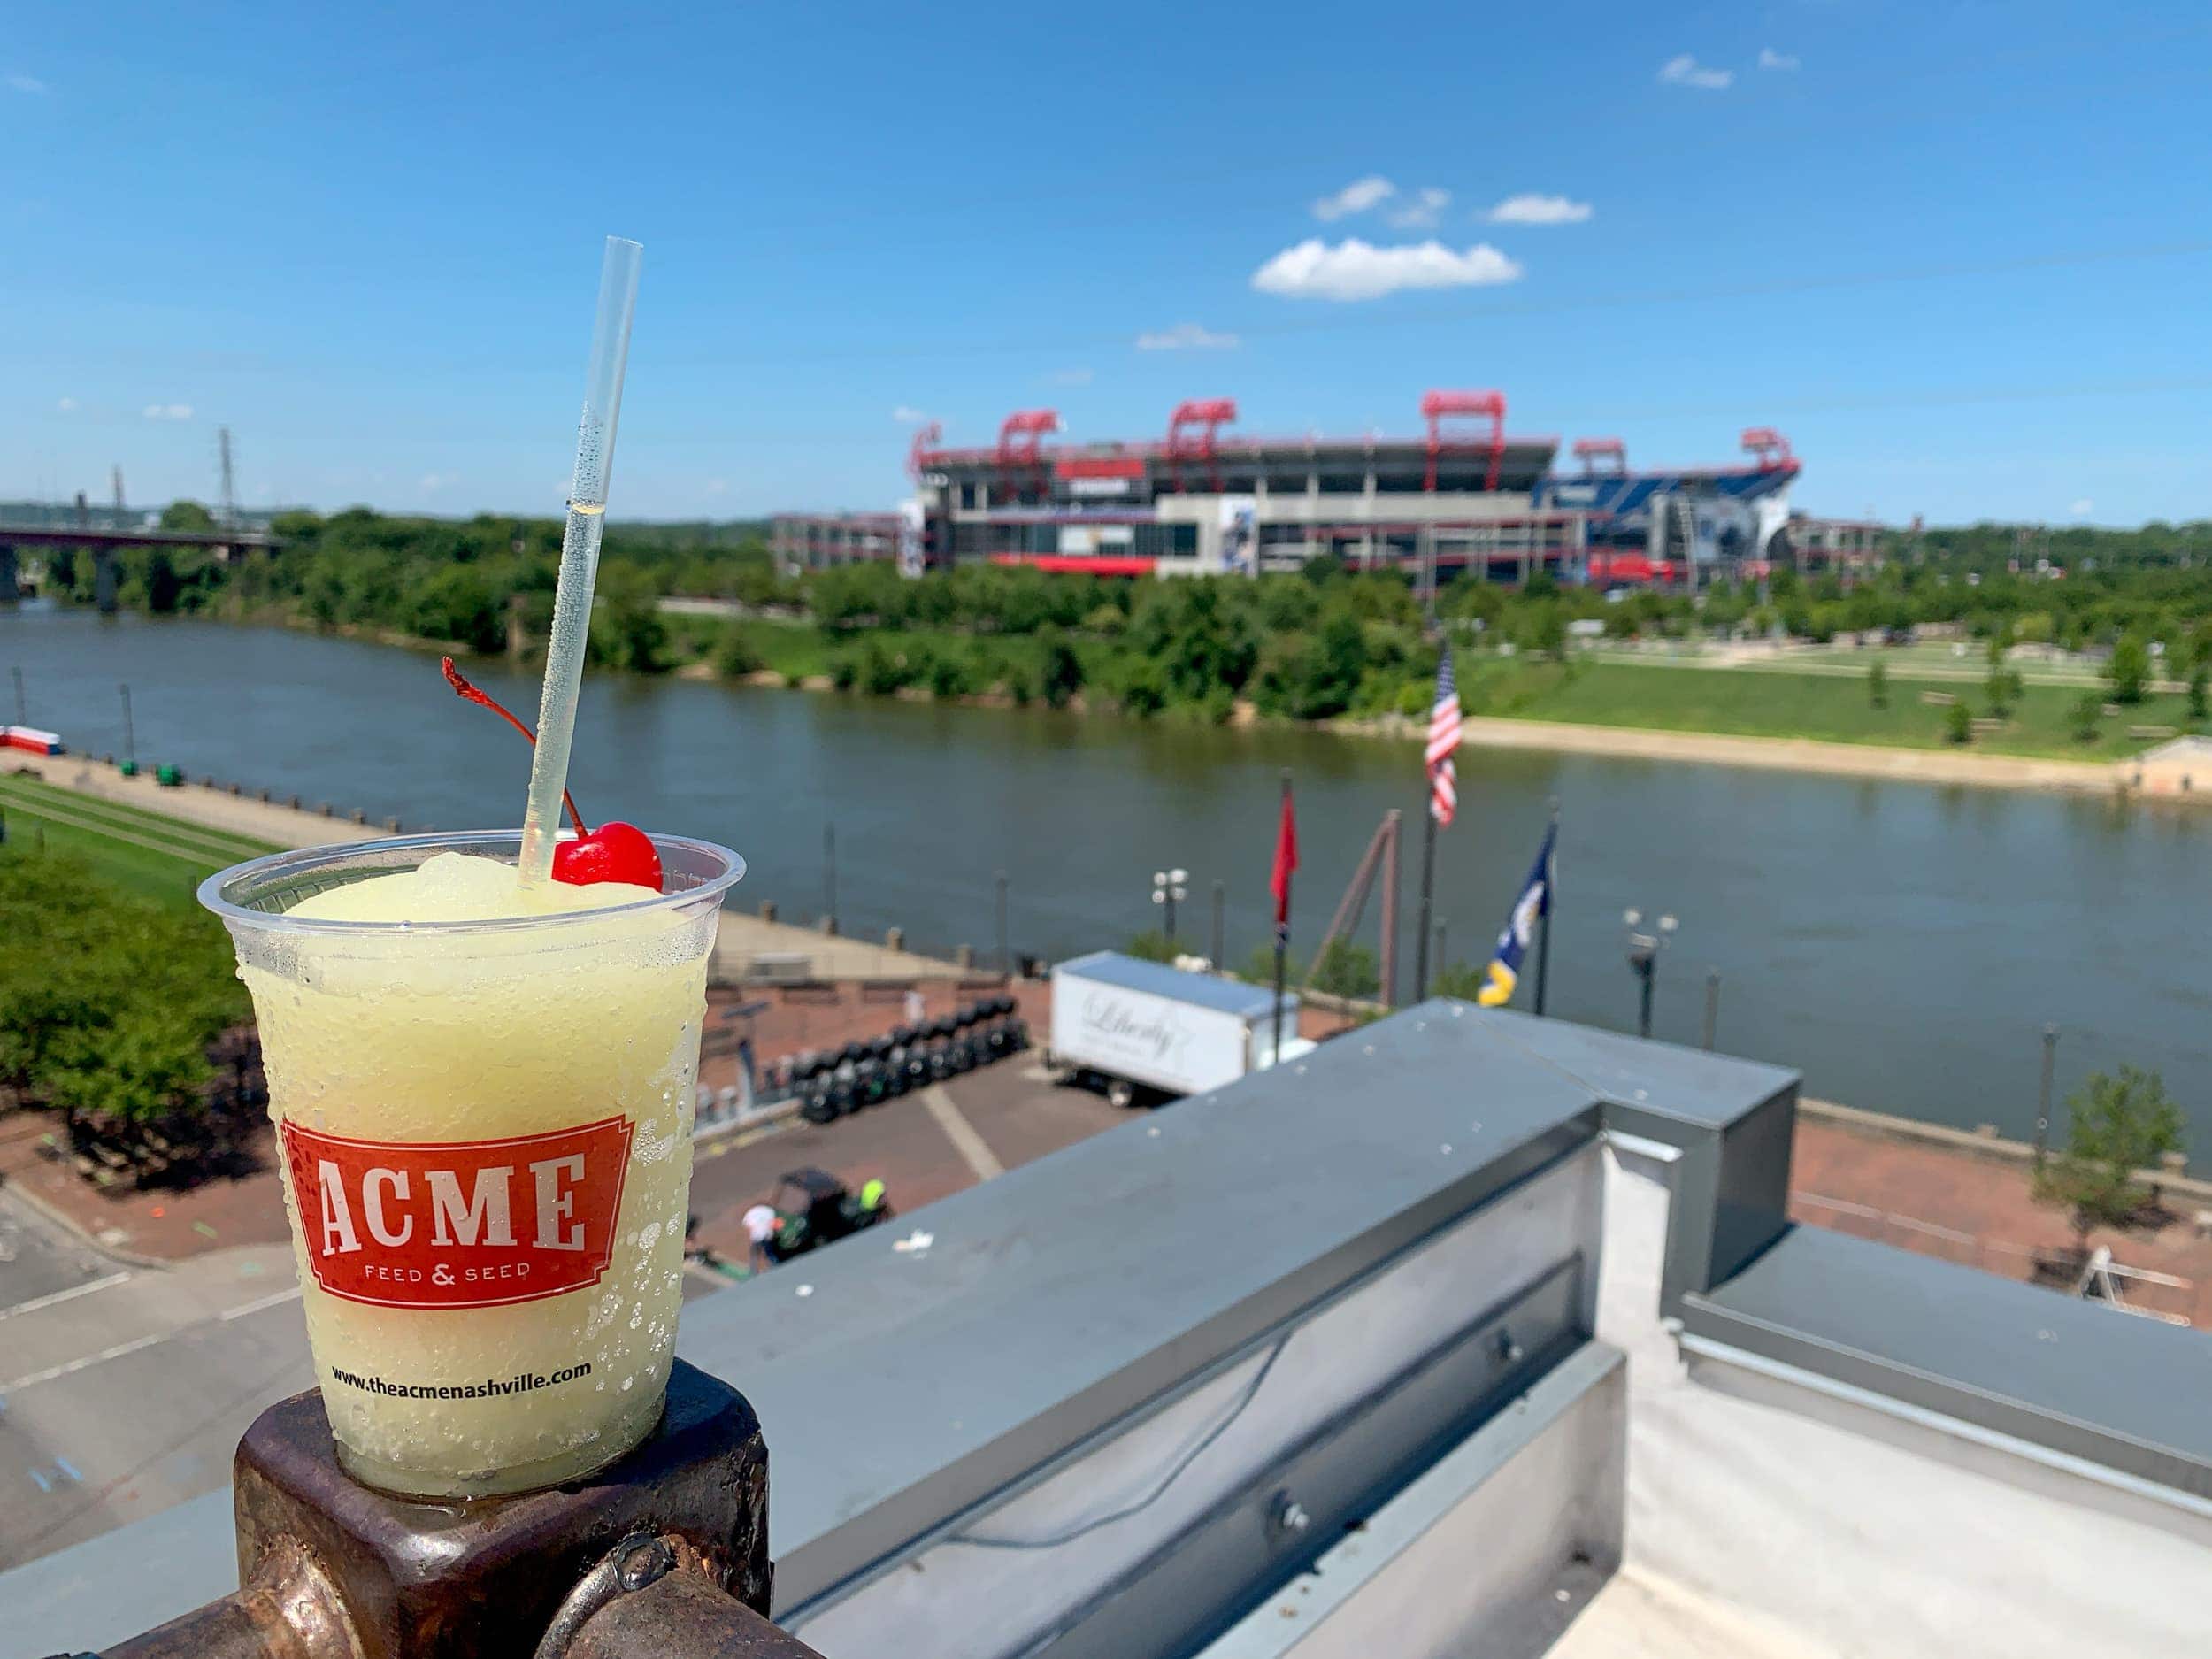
(1478, 823, 1556, 1008)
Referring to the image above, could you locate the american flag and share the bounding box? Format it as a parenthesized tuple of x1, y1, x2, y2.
(1425, 649, 1463, 826)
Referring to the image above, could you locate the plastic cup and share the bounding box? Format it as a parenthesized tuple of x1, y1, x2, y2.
(200, 830, 742, 1498)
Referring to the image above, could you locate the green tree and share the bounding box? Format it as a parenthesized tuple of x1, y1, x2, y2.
(1310, 939, 1381, 999)
(1985, 664, 2024, 718)
(0, 851, 246, 1140)
(2032, 1065, 2185, 1250)
(1126, 580, 1256, 705)
(406, 565, 503, 653)
(587, 565, 669, 672)
(1943, 700, 1973, 744)
(144, 550, 184, 614)
(1036, 626, 1085, 708)
(1240, 944, 1302, 987)
(159, 500, 216, 533)
(1125, 930, 1178, 964)
(1431, 961, 1495, 1002)
(2070, 690, 2104, 743)
(2188, 661, 2208, 724)
(2107, 634, 2151, 704)
(1868, 658, 1889, 709)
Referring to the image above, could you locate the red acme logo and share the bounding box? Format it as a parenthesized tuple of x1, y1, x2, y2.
(280, 1117, 634, 1310)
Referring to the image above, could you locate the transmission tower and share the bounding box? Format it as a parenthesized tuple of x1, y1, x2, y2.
(111, 465, 125, 526)
(218, 426, 238, 527)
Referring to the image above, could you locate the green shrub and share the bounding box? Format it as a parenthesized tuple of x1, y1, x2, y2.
(713, 630, 764, 677)
(926, 649, 973, 700)
(1125, 930, 1178, 964)
(2108, 634, 2151, 703)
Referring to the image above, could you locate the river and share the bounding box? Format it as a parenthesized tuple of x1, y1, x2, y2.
(8, 602, 2209, 1143)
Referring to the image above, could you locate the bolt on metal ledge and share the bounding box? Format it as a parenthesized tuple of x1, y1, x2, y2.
(64, 1361, 826, 1659)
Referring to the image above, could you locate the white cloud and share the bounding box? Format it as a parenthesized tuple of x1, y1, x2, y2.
(1251, 238, 1523, 303)
(1658, 54, 1732, 90)
(56, 396, 76, 411)
(1386, 187, 1452, 229)
(891, 404, 929, 423)
(1311, 175, 1395, 221)
(142, 403, 193, 420)
(419, 471, 457, 493)
(1486, 192, 1593, 226)
(1048, 366, 1093, 386)
(5, 73, 46, 94)
(2070, 498, 2093, 518)
(1135, 322, 1240, 351)
(1758, 48, 1801, 72)
(705, 479, 729, 496)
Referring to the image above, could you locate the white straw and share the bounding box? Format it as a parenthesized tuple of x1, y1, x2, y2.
(518, 235, 643, 887)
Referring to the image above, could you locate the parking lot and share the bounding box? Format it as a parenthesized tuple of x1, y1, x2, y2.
(0, 1014, 1126, 1574)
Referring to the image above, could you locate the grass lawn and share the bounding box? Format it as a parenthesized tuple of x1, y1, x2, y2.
(1455, 657, 2185, 760)
(0, 773, 277, 910)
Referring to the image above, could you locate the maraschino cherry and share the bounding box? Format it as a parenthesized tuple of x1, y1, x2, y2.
(442, 658, 664, 891)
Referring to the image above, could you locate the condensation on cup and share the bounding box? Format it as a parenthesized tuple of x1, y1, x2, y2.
(202, 830, 742, 1498)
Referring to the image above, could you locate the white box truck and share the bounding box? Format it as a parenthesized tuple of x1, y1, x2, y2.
(1048, 950, 1314, 1108)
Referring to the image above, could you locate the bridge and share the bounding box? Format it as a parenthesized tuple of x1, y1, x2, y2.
(0, 521, 281, 610)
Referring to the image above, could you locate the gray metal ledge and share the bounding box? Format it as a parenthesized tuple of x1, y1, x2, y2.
(680, 999, 1602, 1609)
(1682, 1223, 2212, 1502)
(1474, 1009, 1801, 1311)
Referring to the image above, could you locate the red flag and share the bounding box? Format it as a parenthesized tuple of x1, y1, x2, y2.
(1270, 780, 1298, 929)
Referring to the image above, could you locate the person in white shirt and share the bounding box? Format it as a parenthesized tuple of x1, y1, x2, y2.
(743, 1202, 780, 1271)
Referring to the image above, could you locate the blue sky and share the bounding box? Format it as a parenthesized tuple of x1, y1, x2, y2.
(4, 2, 2208, 526)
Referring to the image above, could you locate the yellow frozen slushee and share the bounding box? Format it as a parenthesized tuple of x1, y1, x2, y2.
(203, 832, 741, 1497)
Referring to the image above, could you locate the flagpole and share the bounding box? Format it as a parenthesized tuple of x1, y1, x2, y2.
(1413, 790, 1438, 1001)
(1533, 798, 1558, 1018)
(1272, 770, 1292, 1064)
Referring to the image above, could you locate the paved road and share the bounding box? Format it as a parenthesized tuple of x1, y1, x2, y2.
(0, 1056, 1128, 1576)
(0, 1201, 311, 1572)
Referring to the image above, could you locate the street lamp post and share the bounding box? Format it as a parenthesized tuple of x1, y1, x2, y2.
(119, 681, 136, 771)
(1623, 909, 1678, 1041)
(2035, 1024, 2058, 1163)
(1152, 867, 1188, 944)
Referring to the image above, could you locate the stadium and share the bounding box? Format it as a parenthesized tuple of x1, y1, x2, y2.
(773, 390, 1882, 587)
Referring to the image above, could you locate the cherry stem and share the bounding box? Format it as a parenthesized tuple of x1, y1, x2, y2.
(441, 657, 587, 834)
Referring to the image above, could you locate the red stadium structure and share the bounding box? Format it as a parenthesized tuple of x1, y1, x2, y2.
(1421, 389, 1508, 493)
(996, 409, 1061, 503)
(1740, 426, 1797, 473)
(905, 420, 942, 483)
(1571, 437, 1627, 477)
(1164, 397, 1239, 494)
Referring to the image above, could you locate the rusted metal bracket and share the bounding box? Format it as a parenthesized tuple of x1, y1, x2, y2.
(83, 1360, 823, 1659)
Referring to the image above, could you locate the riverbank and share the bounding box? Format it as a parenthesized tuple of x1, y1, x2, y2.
(11, 758, 980, 981)
(39, 595, 2178, 795)
(1455, 715, 2122, 792)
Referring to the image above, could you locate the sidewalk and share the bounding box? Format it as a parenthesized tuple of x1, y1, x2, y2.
(1791, 1115, 2212, 1326)
(47, 755, 972, 978)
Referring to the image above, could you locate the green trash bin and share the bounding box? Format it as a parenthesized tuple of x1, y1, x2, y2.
(156, 764, 183, 787)
(119, 759, 139, 778)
